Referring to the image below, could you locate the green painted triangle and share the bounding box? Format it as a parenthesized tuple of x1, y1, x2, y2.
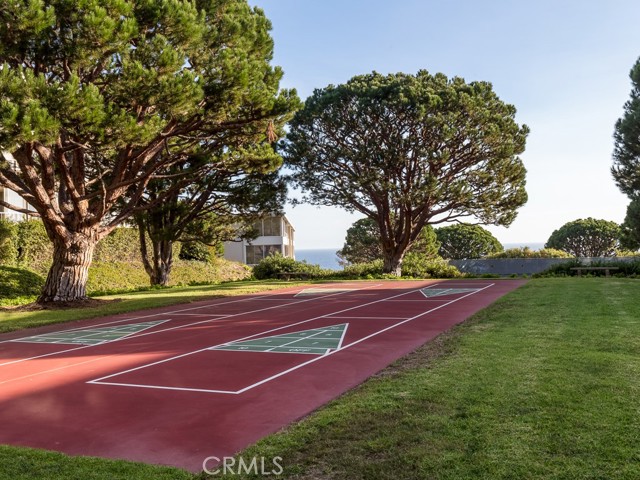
(420, 288, 479, 298)
(210, 323, 349, 355)
(13, 320, 169, 346)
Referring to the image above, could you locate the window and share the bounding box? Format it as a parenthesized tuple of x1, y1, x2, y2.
(245, 245, 282, 264)
(252, 220, 263, 236)
(263, 217, 281, 236)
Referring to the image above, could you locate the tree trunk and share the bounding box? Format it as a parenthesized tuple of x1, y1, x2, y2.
(382, 250, 404, 276)
(137, 218, 173, 287)
(38, 235, 97, 303)
(150, 238, 173, 287)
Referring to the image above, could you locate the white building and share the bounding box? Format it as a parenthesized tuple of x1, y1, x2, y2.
(0, 187, 32, 221)
(223, 215, 295, 265)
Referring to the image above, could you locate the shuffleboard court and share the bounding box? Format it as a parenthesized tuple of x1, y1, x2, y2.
(0, 279, 525, 471)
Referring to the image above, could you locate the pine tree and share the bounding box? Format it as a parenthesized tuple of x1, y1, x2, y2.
(285, 71, 527, 275)
(0, 0, 299, 302)
(612, 58, 640, 196)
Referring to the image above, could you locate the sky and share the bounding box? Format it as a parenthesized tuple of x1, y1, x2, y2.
(251, 0, 640, 249)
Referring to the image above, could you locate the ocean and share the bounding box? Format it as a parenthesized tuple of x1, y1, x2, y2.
(296, 242, 547, 270)
(503, 242, 545, 250)
(296, 248, 342, 270)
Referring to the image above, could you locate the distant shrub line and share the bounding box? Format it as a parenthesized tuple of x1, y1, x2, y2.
(252, 253, 461, 280)
(534, 259, 640, 278)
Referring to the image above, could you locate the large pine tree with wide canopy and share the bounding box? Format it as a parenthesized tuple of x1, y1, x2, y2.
(0, 0, 298, 302)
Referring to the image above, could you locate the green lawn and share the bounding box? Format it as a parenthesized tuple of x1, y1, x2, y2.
(224, 278, 640, 479)
(1, 278, 640, 479)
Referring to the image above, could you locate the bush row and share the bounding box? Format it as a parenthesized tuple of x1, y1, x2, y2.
(486, 247, 572, 259)
(252, 253, 461, 280)
(535, 259, 640, 277)
(0, 220, 148, 275)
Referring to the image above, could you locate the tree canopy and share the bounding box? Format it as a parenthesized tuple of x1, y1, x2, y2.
(337, 217, 439, 266)
(611, 57, 640, 251)
(619, 198, 640, 251)
(285, 71, 528, 275)
(612, 57, 640, 196)
(0, 0, 298, 302)
(134, 152, 286, 286)
(435, 224, 503, 259)
(545, 218, 621, 257)
(336, 218, 382, 265)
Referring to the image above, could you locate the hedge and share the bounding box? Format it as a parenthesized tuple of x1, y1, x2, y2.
(536, 259, 640, 277)
(486, 247, 573, 259)
(252, 253, 461, 280)
(0, 222, 181, 274)
(0, 265, 44, 306)
(253, 254, 326, 280)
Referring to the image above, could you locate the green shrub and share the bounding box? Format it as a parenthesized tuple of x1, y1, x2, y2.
(536, 259, 640, 277)
(14, 220, 51, 274)
(329, 255, 460, 279)
(339, 259, 384, 278)
(87, 258, 252, 295)
(253, 254, 324, 280)
(0, 219, 17, 265)
(0, 265, 44, 305)
(171, 258, 250, 285)
(615, 249, 640, 257)
(87, 262, 151, 294)
(401, 253, 460, 278)
(179, 242, 212, 263)
(487, 247, 573, 259)
(94, 227, 142, 264)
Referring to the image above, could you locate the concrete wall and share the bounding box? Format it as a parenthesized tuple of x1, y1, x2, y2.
(448, 257, 638, 276)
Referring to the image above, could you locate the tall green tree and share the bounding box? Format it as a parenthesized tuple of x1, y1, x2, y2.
(612, 57, 640, 247)
(619, 197, 640, 251)
(337, 218, 439, 266)
(435, 224, 503, 259)
(285, 71, 528, 275)
(134, 151, 287, 286)
(336, 218, 383, 265)
(0, 0, 298, 302)
(612, 57, 640, 196)
(545, 218, 621, 257)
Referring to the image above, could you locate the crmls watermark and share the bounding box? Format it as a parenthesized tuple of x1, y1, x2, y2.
(202, 456, 284, 476)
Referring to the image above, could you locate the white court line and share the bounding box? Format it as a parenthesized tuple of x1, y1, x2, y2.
(0, 292, 280, 345)
(232, 298, 301, 302)
(0, 282, 371, 344)
(265, 331, 329, 352)
(87, 283, 445, 386)
(88, 282, 488, 392)
(0, 284, 383, 368)
(326, 316, 408, 320)
(385, 299, 450, 302)
(9, 320, 172, 347)
(233, 283, 494, 394)
(335, 323, 349, 350)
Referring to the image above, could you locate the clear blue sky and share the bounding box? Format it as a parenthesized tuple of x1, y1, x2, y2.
(251, 0, 640, 249)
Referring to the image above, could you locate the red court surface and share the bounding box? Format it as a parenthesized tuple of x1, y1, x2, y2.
(0, 279, 526, 471)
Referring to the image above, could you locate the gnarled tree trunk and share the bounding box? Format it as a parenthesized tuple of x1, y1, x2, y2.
(138, 220, 173, 287)
(382, 250, 404, 276)
(38, 234, 97, 303)
(149, 239, 173, 287)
